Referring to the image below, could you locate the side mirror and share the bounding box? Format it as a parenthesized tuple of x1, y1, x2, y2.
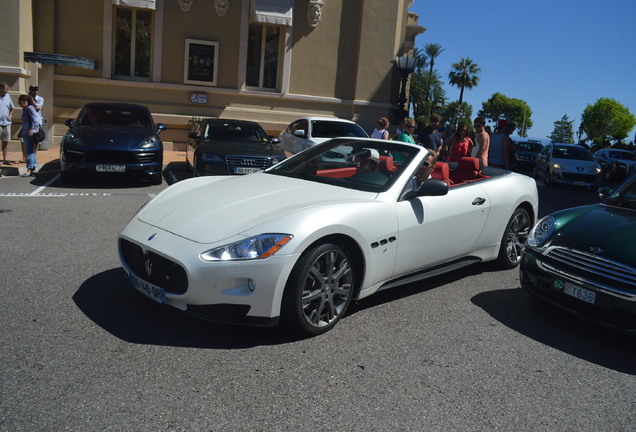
(403, 178, 449, 200)
(156, 123, 167, 133)
(188, 132, 199, 139)
(64, 119, 74, 128)
(293, 129, 307, 138)
(598, 186, 612, 200)
(270, 137, 281, 144)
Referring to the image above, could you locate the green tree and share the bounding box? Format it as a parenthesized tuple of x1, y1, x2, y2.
(548, 115, 575, 143)
(448, 57, 480, 126)
(440, 101, 472, 131)
(410, 69, 444, 121)
(478, 92, 533, 136)
(581, 98, 636, 145)
(424, 43, 445, 116)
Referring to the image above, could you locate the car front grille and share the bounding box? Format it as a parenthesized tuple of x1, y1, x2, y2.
(226, 156, 270, 171)
(561, 172, 597, 182)
(542, 247, 636, 300)
(119, 238, 188, 294)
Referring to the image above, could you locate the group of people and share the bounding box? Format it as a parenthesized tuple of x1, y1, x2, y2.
(370, 114, 515, 170)
(0, 83, 44, 177)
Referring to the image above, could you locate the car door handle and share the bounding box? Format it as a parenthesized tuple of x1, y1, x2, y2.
(472, 197, 486, 205)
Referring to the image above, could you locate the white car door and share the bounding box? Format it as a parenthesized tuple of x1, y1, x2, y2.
(393, 183, 491, 277)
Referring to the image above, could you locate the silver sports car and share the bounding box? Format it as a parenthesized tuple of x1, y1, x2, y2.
(119, 138, 539, 335)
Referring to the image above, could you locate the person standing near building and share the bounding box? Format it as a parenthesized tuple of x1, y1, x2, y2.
(28, 85, 45, 156)
(416, 114, 443, 152)
(397, 118, 417, 144)
(0, 82, 15, 165)
(371, 117, 390, 140)
(18, 94, 41, 177)
(489, 119, 511, 169)
(473, 117, 490, 166)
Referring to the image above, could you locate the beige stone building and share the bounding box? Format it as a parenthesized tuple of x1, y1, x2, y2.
(1, 0, 424, 149)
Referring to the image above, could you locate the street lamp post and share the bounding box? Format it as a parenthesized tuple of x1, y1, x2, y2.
(393, 55, 417, 125)
(578, 123, 584, 145)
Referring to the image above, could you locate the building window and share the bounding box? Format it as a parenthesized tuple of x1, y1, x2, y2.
(114, 7, 152, 79)
(184, 39, 219, 86)
(246, 24, 281, 89)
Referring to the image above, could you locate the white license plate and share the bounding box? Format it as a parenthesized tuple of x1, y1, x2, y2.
(564, 282, 596, 304)
(96, 164, 125, 172)
(130, 273, 166, 304)
(235, 167, 261, 174)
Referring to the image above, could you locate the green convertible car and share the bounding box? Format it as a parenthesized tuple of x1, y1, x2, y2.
(520, 175, 636, 333)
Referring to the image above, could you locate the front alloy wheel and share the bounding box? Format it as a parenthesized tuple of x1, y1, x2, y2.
(283, 243, 354, 335)
(497, 208, 531, 269)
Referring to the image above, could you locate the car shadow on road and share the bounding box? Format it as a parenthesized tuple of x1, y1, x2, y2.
(72, 268, 308, 348)
(471, 287, 636, 375)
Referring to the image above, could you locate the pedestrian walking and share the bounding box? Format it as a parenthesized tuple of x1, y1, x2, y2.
(0, 82, 15, 165)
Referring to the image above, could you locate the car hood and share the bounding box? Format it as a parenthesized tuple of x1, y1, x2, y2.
(137, 173, 375, 243)
(552, 158, 598, 173)
(71, 126, 159, 148)
(549, 204, 636, 264)
(199, 140, 284, 157)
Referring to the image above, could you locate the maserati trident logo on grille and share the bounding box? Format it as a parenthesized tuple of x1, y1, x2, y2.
(589, 246, 604, 254)
(148, 233, 157, 241)
(145, 257, 153, 277)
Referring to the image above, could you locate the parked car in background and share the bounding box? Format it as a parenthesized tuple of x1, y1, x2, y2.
(521, 174, 636, 333)
(593, 148, 636, 182)
(119, 137, 538, 336)
(533, 143, 601, 188)
(186, 118, 285, 176)
(279, 117, 369, 156)
(60, 102, 167, 184)
(511, 139, 543, 171)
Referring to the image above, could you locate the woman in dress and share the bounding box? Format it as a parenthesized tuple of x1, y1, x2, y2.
(448, 124, 474, 163)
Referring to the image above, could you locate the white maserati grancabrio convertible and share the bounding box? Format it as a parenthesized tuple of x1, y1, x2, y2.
(119, 138, 539, 335)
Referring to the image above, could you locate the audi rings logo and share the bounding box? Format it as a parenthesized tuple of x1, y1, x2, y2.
(241, 159, 257, 166)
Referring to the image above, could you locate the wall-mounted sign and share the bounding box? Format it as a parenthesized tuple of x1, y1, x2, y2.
(190, 93, 208, 104)
(184, 39, 219, 86)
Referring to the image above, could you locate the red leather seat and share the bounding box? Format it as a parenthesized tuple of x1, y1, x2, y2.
(431, 161, 452, 186)
(379, 156, 396, 173)
(450, 157, 481, 184)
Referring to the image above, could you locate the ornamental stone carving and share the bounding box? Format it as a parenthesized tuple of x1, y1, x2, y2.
(178, 0, 193, 12)
(215, 0, 229, 16)
(308, 0, 324, 27)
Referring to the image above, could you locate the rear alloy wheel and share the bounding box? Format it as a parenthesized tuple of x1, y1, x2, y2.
(497, 208, 531, 269)
(283, 243, 354, 336)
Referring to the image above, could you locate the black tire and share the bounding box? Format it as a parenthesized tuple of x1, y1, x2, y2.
(497, 208, 531, 269)
(149, 174, 162, 185)
(282, 242, 354, 336)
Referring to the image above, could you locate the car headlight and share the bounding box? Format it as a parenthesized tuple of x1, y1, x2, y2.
(201, 153, 224, 163)
(63, 132, 83, 146)
(201, 234, 293, 261)
(527, 216, 556, 247)
(139, 135, 160, 149)
(551, 163, 561, 170)
(595, 165, 602, 174)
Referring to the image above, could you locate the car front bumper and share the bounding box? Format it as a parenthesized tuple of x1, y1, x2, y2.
(60, 147, 163, 178)
(549, 170, 600, 188)
(118, 219, 298, 326)
(520, 248, 636, 333)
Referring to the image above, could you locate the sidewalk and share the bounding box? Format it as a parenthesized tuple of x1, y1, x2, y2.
(1, 143, 186, 176)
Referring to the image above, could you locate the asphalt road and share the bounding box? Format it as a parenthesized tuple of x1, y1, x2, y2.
(1, 163, 634, 432)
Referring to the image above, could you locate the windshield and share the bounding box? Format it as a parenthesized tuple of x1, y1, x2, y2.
(603, 176, 636, 210)
(516, 142, 543, 153)
(608, 150, 636, 161)
(552, 145, 594, 161)
(310, 121, 369, 139)
(204, 122, 268, 143)
(266, 138, 420, 192)
(78, 106, 153, 128)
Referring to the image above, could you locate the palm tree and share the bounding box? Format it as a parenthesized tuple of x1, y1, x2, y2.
(424, 43, 444, 116)
(448, 57, 481, 126)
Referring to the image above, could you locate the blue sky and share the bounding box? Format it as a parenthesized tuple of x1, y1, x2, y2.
(408, 0, 636, 143)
